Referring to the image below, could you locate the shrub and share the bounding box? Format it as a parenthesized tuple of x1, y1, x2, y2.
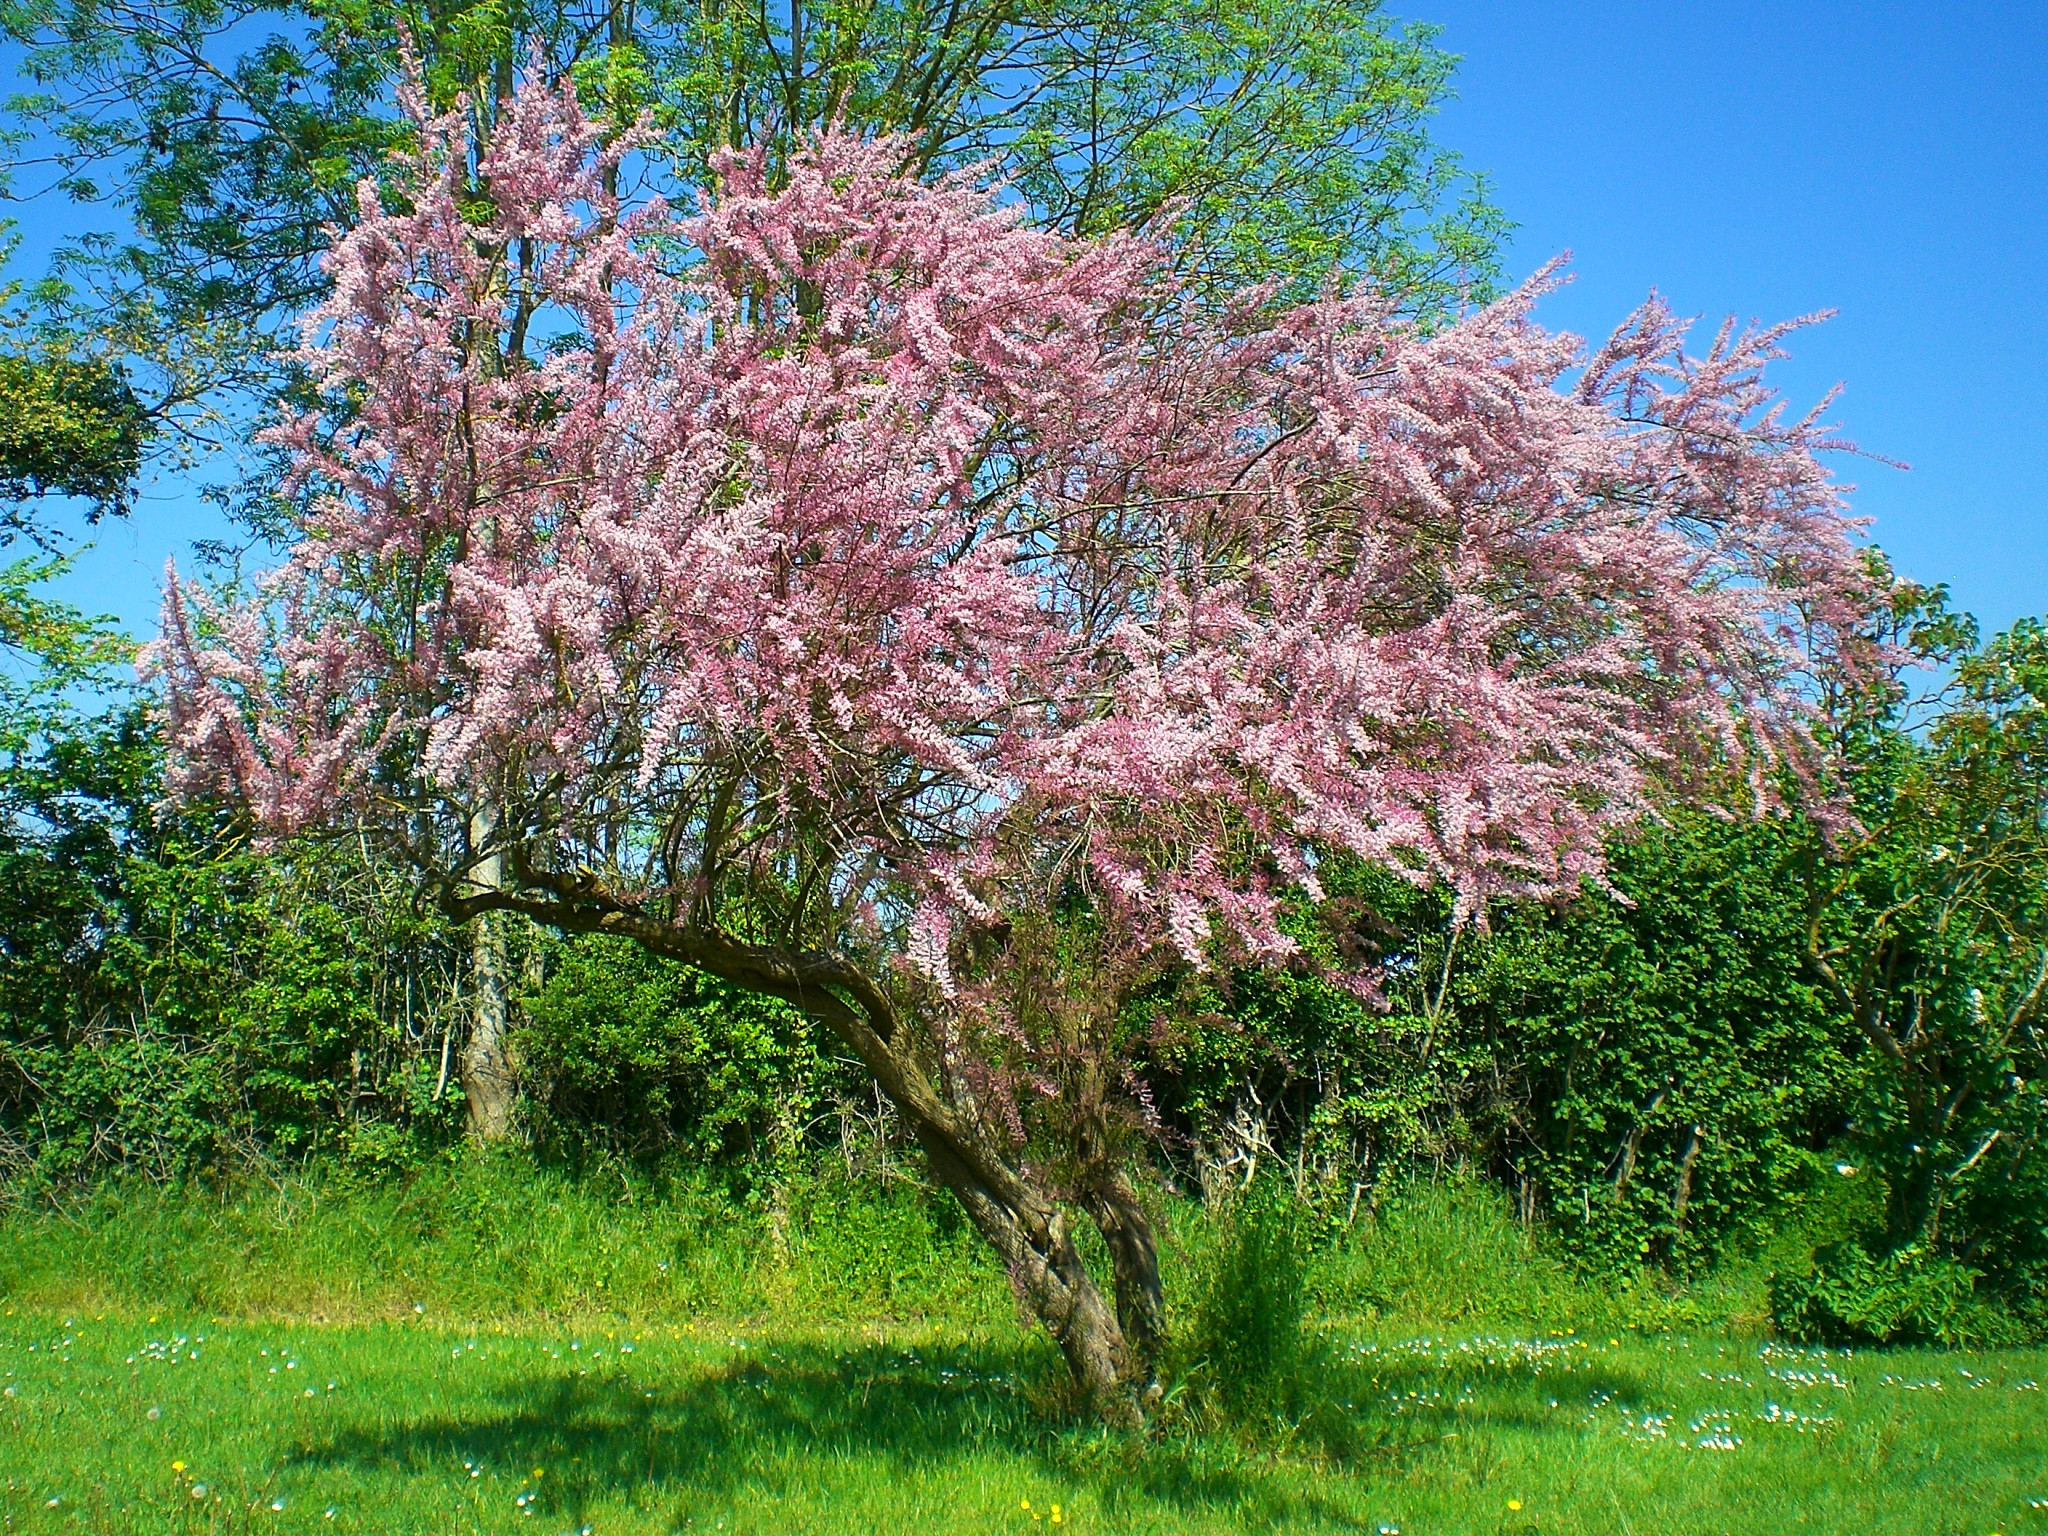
(1181, 1180, 1311, 1415)
(517, 933, 846, 1168)
(1769, 1240, 2033, 1348)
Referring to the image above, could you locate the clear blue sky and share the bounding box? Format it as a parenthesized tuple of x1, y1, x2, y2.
(1424, 0, 2048, 637)
(13, 0, 2048, 639)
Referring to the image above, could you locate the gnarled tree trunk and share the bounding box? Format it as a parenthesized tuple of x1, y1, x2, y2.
(922, 1136, 1144, 1427)
(447, 869, 1159, 1423)
(1081, 1172, 1167, 1391)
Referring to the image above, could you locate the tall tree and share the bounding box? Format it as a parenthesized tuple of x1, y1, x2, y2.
(10, 0, 1505, 1141)
(1802, 595, 2048, 1284)
(4, 0, 1505, 412)
(153, 77, 1872, 1421)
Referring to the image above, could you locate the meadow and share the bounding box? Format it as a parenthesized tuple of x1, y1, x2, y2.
(2, 1162, 2044, 1535)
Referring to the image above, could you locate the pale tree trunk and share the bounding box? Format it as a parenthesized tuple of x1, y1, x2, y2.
(1670, 1124, 1704, 1237)
(461, 810, 519, 1143)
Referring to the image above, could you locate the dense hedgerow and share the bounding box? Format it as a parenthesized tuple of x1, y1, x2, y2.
(2, 486, 2044, 1350)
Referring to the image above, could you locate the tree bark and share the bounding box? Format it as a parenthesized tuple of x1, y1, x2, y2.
(921, 1135, 1143, 1427)
(1081, 1172, 1166, 1388)
(460, 812, 518, 1143)
(1611, 1087, 1667, 1196)
(1670, 1124, 1703, 1235)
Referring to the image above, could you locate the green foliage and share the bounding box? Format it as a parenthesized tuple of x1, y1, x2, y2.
(4, 0, 1504, 425)
(0, 552, 129, 676)
(0, 558, 471, 1185)
(1793, 596, 2048, 1310)
(967, 0, 1509, 307)
(0, 799, 472, 1185)
(1180, 1178, 1310, 1414)
(1132, 862, 1469, 1189)
(518, 933, 854, 1167)
(1453, 814, 1860, 1272)
(0, 224, 153, 529)
(1136, 816, 1866, 1276)
(3, 4, 403, 372)
(1770, 1239, 2032, 1348)
(0, 347, 151, 518)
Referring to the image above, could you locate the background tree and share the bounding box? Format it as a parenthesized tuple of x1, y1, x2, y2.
(153, 75, 1872, 1421)
(0, 347, 150, 522)
(3, 0, 1503, 410)
(0, 224, 154, 548)
(1792, 596, 2048, 1319)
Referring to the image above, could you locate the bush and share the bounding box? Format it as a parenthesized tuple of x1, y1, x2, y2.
(1769, 1240, 2034, 1348)
(517, 934, 851, 1168)
(1180, 1180, 1311, 1415)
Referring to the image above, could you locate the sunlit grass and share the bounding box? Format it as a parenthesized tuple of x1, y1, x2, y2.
(1, 1166, 2043, 1532)
(2, 1304, 2043, 1534)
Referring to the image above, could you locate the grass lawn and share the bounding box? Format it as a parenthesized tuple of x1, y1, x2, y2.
(3, 1303, 2044, 1535)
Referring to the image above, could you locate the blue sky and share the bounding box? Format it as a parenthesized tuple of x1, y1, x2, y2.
(1424, 0, 2048, 637)
(10, 0, 2048, 640)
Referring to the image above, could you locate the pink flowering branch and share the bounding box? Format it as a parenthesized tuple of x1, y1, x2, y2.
(148, 66, 1875, 1422)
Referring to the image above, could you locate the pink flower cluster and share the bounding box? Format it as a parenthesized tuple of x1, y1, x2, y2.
(151, 67, 1874, 988)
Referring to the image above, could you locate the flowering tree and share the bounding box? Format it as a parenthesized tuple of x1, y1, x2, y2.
(152, 71, 1872, 1422)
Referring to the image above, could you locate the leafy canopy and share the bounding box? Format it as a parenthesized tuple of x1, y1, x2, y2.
(4, 0, 1508, 424)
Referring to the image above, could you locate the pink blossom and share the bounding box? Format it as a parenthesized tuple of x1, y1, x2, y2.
(150, 66, 1875, 1032)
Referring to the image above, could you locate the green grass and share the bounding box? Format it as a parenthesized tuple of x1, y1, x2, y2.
(2, 1163, 2045, 1534)
(0, 1156, 1014, 1329)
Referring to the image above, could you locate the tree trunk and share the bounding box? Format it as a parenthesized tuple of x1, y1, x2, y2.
(1081, 1172, 1166, 1389)
(1670, 1124, 1703, 1236)
(460, 812, 518, 1143)
(462, 907, 518, 1141)
(919, 1134, 1144, 1428)
(1612, 1087, 1668, 1196)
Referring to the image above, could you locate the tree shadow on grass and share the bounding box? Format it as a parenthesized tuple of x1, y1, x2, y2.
(1326, 1346, 1653, 1436)
(292, 1333, 1637, 1529)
